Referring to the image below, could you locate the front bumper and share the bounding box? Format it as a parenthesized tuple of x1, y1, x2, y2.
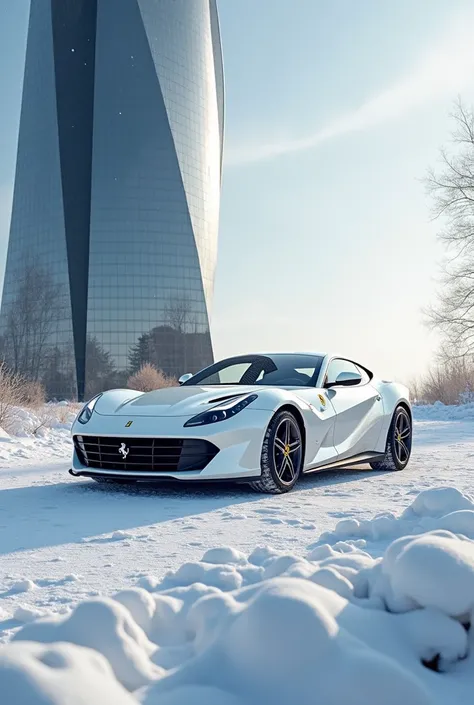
(70, 408, 270, 482)
(69, 467, 262, 483)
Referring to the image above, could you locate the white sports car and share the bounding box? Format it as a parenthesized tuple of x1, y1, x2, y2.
(69, 353, 412, 494)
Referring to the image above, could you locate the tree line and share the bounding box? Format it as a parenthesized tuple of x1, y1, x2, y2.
(415, 100, 474, 403)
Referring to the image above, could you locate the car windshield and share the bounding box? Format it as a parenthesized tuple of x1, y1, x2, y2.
(182, 354, 324, 387)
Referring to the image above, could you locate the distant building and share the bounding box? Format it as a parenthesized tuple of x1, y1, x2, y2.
(0, 0, 224, 399)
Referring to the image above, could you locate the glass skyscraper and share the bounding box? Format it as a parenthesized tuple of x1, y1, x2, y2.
(0, 0, 224, 400)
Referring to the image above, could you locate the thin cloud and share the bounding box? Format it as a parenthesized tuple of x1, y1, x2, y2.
(225, 13, 474, 167)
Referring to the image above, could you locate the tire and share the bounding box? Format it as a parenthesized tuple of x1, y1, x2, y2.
(250, 410, 304, 494)
(370, 405, 412, 471)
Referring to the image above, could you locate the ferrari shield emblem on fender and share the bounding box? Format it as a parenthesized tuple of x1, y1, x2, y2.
(318, 394, 326, 407)
(125, 420, 133, 427)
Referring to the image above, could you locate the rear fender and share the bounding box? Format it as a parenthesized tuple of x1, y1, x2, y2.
(372, 381, 411, 451)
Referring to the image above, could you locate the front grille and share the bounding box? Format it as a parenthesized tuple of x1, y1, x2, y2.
(73, 436, 219, 473)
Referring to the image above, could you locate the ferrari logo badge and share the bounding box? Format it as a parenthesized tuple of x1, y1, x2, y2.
(318, 394, 326, 406)
(118, 443, 130, 460)
(125, 420, 133, 427)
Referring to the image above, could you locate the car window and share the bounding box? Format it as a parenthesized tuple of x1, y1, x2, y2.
(325, 359, 361, 385)
(217, 362, 253, 384)
(183, 354, 324, 387)
(202, 362, 254, 385)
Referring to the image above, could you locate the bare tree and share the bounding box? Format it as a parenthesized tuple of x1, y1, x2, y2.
(425, 100, 474, 357)
(2, 264, 64, 381)
(406, 376, 423, 403)
(163, 295, 200, 373)
(163, 295, 195, 334)
(416, 355, 474, 405)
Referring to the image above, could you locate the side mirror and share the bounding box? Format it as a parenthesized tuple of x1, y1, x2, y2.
(178, 373, 193, 385)
(326, 371, 362, 388)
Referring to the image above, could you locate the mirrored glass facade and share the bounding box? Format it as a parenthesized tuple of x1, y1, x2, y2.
(0, 0, 224, 400)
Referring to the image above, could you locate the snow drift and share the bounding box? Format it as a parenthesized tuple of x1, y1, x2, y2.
(2, 487, 474, 704)
(413, 400, 474, 421)
(0, 403, 76, 465)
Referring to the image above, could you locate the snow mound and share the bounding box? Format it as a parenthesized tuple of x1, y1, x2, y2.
(113, 588, 157, 632)
(318, 486, 474, 547)
(13, 597, 161, 690)
(0, 641, 135, 705)
(378, 532, 474, 616)
(413, 401, 474, 421)
(13, 606, 48, 624)
(404, 487, 474, 518)
(0, 402, 78, 465)
(160, 561, 244, 591)
(10, 580, 37, 595)
(3, 487, 474, 703)
(201, 546, 248, 565)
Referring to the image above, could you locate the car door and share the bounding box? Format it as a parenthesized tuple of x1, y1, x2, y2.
(324, 358, 384, 460)
(293, 386, 338, 468)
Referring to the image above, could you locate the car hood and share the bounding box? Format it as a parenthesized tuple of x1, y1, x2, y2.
(94, 385, 262, 417)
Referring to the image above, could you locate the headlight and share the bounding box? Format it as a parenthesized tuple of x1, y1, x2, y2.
(184, 394, 258, 427)
(77, 394, 102, 425)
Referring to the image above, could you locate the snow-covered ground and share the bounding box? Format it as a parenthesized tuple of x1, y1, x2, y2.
(1, 402, 474, 703)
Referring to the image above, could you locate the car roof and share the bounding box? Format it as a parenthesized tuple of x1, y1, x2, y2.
(228, 352, 374, 374)
(235, 351, 329, 358)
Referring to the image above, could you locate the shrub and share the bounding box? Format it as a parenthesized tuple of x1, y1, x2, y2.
(54, 402, 82, 424)
(413, 357, 474, 405)
(22, 380, 46, 408)
(26, 403, 83, 436)
(127, 364, 177, 392)
(0, 363, 25, 431)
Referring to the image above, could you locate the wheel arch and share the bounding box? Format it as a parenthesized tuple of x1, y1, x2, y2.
(396, 399, 412, 422)
(381, 398, 412, 448)
(373, 396, 411, 454)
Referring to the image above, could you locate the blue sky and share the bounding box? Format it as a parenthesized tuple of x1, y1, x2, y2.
(1, 1, 474, 381)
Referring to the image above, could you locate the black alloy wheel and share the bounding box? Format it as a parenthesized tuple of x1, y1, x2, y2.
(393, 408, 412, 466)
(370, 405, 412, 471)
(250, 410, 304, 494)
